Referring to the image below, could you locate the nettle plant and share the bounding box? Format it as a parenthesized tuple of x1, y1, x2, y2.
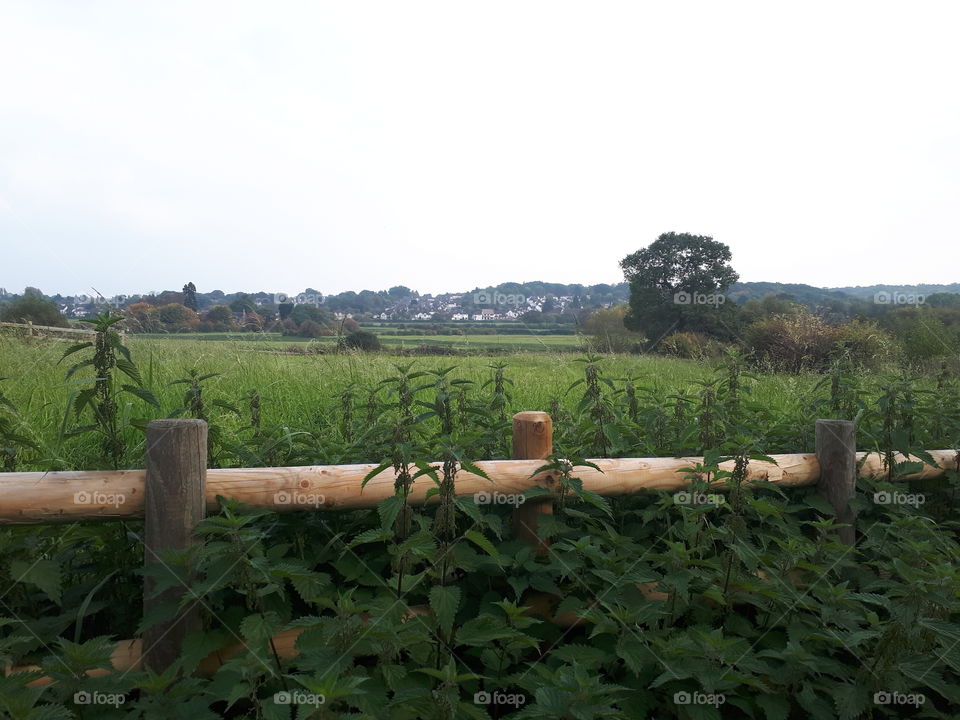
(0, 380, 38, 471)
(5, 354, 960, 718)
(60, 312, 158, 468)
(170, 369, 240, 467)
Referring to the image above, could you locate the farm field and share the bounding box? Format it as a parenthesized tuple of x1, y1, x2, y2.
(131, 331, 585, 352)
(2, 332, 960, 718)
(4, 334, 832, 466)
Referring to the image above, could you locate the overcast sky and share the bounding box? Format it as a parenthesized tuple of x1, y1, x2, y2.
(2, 1, 958, 298)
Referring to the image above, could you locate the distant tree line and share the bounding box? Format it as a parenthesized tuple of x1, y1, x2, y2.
(584, 232, 960, 371)
(5, 264, 959, 368)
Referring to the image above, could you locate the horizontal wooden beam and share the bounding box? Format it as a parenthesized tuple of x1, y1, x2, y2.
(0, 450, 956, 524)
(0, 321, 96, 335)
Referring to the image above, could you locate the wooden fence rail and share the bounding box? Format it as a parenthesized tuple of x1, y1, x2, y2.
(0, 450, 955, 524)
(2, 413, 958, 682)
(0, 321, 125, 343)
(0, 321, 95, 337)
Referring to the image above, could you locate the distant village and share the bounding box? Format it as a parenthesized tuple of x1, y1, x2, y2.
(358, 292, 592, 322)
(18, 283, 630, 325)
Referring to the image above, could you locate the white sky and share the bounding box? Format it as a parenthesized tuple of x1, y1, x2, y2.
(2, 1, 958, 298)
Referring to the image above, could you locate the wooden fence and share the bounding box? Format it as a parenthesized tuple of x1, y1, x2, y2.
(2, 412, 957, 685)
(0, 322, 96, 337)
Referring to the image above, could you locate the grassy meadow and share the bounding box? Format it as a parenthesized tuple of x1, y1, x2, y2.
(132, 331, 585, 352)
(0, 332, 836, 469)
(3, 330, 960, 718)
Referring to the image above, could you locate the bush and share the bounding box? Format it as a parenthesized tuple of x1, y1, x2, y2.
(238, 312, 264, 332)
(343, 330, 381, 351)
(0, 291, 69, 328)
(658, 331, 728, 360)
(881, 306, 960, 368)
(582, 305, 645, 353)
(744, 312, 838, 372)
(124, 302, 161, 333)
(833, 319, 897, 369)
(203, 305, 235, 332)
(155, 303, 200, 332)
(297, 320, 332, 338)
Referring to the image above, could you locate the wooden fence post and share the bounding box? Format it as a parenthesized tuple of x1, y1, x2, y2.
(143, 419, 207, 673)
(511, 411, 553, 555)
(815, 419, 857, 546)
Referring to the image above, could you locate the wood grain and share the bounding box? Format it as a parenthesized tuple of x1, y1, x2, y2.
(0, 450, 956, 524)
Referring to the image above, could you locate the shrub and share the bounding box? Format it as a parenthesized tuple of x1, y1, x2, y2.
(343, 329, 382, 351)
(238, 312, 264, 332)
(881, 306, 960, 368)
(833, 319, 897, 369)
(290, 304, 334, 327)
(658, 331, 728, 360)
(123, 301, 161, 333)
(297, 320, 330, 338)
(154, 303, 200, 331)
(582, 305, 645, 353)
(744, 312, 838, 372)
(204, 305, 235, 332)
(0, 291, 69, 327)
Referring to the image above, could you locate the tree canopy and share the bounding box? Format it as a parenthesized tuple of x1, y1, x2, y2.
(620, 232, 739, 345)
(0, 289, 69, 327)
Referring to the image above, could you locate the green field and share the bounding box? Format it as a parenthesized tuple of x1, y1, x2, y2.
(0, 333, 940, 470)
(131, 331, 586, 352)
(1, 335, 700, 467)
(2, 332, 960, 718)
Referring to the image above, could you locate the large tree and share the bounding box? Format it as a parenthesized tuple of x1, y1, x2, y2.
(204, 305, 234, 331)
(182, 282, 198, 311)
(155, 303, 200, 331)
(620, 232, 739, 345)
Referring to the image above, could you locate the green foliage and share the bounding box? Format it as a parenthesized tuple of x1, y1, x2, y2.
(881, 306, 960, 368)
(582, 306, 644, 354)
(343, 330, 382, 352)
(0, 380, 38, 471)
(59, 312, 158, 468)
(0, 289, 69, 328)
(657, 331, 729, 361)
(620, 232, 740, 344)
(3, 338, 960, 717)
(743, 311, 839, 373)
